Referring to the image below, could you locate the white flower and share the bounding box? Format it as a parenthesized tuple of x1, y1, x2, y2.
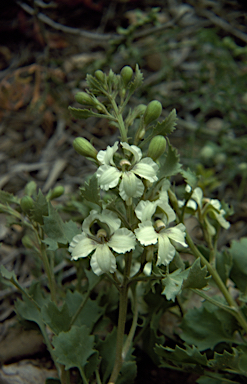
(96, 142, 159, 202)
(69, 209, 136, 276)
(134, 200, 187, 266)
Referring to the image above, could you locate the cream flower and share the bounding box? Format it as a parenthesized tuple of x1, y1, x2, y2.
(69, 209, 136, 276)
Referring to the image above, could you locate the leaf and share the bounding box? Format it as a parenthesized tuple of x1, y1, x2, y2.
(180, 168, 199, 189)
(68, 106, 106, 120)
(0, 264, 18, 283)
(142, 309, 165, 366)
(155, 344, 208, 369)
(15, 294, 43, 329)
(97, 327, 117, 384)
(52, 325, 96, 375)
(162, 269, 189, 302)
(159, 139, 182, 178)
(0, 190, 19, 205)
(140, 109, 177, 149)
(182, 259, 211, 290)
(229, 238, 247, 293)
(30, 189, 48, 224)
(41, 301, 72, 335)
(128, 64, 143, 94)
(80, 174, 101, 207)
(216, 250, 232, 284)
(208, 348, 247, 375)
(116, 359, 137, 384)
(180, 302, 239, 351)
(42, 203, 80, 251)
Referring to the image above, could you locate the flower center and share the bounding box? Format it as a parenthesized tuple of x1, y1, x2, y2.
(155, 219, 166, 233)
(96, 229, 107, 242)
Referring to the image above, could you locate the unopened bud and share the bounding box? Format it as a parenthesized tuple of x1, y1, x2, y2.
(73, 137, 98, 160)
(147, 135, 167, 161)
(121, 66, 133, 86)
(94, 70, 105, 82)
(143, 100, 162, 126)
(20, 196, 34, 214)
(75, 92, 96, 106)
(49, 186, 65, 200)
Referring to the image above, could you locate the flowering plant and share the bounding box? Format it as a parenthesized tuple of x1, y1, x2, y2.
(1, 66, 247, 384)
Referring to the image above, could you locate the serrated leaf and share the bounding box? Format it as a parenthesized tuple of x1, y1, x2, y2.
(142, 309, 165, 366)
(30, 189, 48, 224)
(52, 325, 96, 375)
(80, 174, 101, 207)
(182, 259, 210, 290)
(208, 348, 247, 375)
(155, 344, 208, 368)
(162, 269, 189, 302)
(41, 301, 72, 335)
(180, 168, 199, 189)
(229, 237, 247, 293)
(15, 294, 43, 328)
(159, 139, 182, 178)
(42, 203, 80, 251)
(180, 302, 239, 351)
(0, 190, 19, 205)
(86, 74, 106, 94)
(97, 327, 117, 383)
(216, 250, 232, 284)
(68, 106, 106, 119)
(128, 64, 143, 95)
(116, 360, 137, 384)
(0, 264, 18, 283)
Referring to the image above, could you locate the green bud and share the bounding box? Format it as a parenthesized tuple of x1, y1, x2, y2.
(73, 137, 98, 160)
(20, 195, 34, 214)
(200, 145, 215, 160)
(49, 186, 65, 200)
(94, 70, 105, 82)
(147, 135, 167, 161)
(143, 100, 162, 126)
(120, 66, 133, 86)
(75, 92, 95, 106)
(22, 234, 35, 249)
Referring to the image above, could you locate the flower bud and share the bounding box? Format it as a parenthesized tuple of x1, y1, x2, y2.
(49, 186, 65, 200)
(20, 195, 34, 214)
(94, 70, 105, 82)
(121, 66, 133, 86)
(143, 100, 162, 126)
(75, 92, 95, 106)
(73, 137, 98, 160)
(147, 135, 166, 161)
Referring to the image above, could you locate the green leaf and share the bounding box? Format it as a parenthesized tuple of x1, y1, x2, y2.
(68, 106, 106, 120)
(229, 238, 247, 293)
(42, 203, 80, 251)
(30, 189, 48, 224)
(116, 359, 137, 384)
(162, 269, 188, 302)
(128, 64, 143, 95)
(180, 168, 199, 189)
(140, 109, 177, 149)
(86, 74, 106, 94)
(80, 174, 101, 207)
(196, 376, 235, 384)
(41, 301, 72, 335)
(180, 302, 239, 351)
(155, 344, 208, 369)
(182, 259, 211, 290)
(216, 250, 232, 284)
(15, 294, 43, 328)
(0, 264, 18, 283)
(52, 325, 96, 375)
(159, 139, 182, 178)
(97, 327, 117, 384)
(142, 309, 165, 366)
(0, 190, 19, 205)
(208, 348, 247, 375)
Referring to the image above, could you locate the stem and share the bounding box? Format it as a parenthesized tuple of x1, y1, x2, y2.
(108, 252, 132, 384)
(122, 286, 139, 360)
(110, 96, 128, 142)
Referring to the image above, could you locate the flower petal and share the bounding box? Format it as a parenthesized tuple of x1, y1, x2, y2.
(82, 210, 100, 235)
(165, 223, 187, 247)
(121, 142, 142, 164)
(90, 244, 116, 275)
(133, 157, 158, 182)
(69, 233, 97, 260)
(97, 141, 118, 165)
(119, 173, 144, 200)
(135, 200, 157, 222)
(108, 228, 136, 253)
(96, 165, 121, 190)
(157, 234, 176, 266)
(99, 209, 121, 234)
(135, 221, 158, 246)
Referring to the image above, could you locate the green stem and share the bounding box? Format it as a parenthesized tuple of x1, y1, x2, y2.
(110, 97, 128, 142)
(122, 286, 139, 360)
(108, 252, 132, 384)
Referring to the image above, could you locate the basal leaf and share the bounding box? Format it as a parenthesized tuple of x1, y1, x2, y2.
(208, 348, 247, 375)
(41, 301, 72, 335)
(80, 174, 101, 207)
(15, 295, 43, 328)
(142, 309, 165, 366)
(52, 325, 96, 374)
(182, 259, 210, 290)
(97, 327, 117, 384)
(155, 344, 207, 369)
(180, 302, 239, 351)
